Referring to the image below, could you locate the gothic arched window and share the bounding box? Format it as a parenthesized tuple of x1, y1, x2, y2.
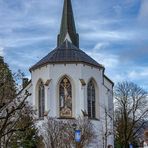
(59, 77, 72, 118)
(38, 82, 45, 118)
(87, 80, 96, 118)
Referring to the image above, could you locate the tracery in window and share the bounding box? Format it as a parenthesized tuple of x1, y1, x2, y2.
(59, 77, 72, 117)
(87, 80, 96, 118)
(38, 81, 45, 118)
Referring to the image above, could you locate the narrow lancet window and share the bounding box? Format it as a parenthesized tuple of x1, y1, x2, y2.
(59, 77, 72, 118)
(87, 80, 96, 118)
(38, 82, 45, 118)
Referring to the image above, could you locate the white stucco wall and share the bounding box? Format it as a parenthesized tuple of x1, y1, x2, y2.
(27, 63, 114, 147)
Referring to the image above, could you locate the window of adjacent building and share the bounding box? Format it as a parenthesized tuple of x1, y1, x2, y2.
(38, 82, 45, 118)
(87, 80, 96, 118)
(59, 77, 72, 118)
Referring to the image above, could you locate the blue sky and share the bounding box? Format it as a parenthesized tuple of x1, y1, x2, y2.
(0, 0, 148, 90)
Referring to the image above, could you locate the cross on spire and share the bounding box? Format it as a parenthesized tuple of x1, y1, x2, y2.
(57, 0, 79, 48)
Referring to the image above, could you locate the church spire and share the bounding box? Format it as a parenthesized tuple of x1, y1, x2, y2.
(57, 0, 79, 48)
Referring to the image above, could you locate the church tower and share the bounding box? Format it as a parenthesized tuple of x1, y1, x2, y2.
(30, 0, 103, 71)
(26, 0, 114, 147)
(57, 0, 79, 47)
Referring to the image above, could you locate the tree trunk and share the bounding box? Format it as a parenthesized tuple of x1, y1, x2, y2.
(123, 142, 129, 148)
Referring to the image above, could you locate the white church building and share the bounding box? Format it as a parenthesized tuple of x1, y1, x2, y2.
(24, 0, 114, 147)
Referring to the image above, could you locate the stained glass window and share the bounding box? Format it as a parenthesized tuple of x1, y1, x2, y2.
(87, 80, 96, 118)
(59, 77, 72, 117)
(38, 82, 45, 118)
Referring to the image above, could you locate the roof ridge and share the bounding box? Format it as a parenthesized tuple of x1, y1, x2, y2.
(30, 41, 104, 71)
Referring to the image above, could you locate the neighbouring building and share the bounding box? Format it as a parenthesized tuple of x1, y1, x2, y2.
(24, 0, 114, 147)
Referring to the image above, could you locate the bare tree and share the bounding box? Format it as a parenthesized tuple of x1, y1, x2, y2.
(38, 116, 95, 148)
(75, 116, 95, 148)
(99, 104, 114, 148)
(0, 56, 38, 147)
(0, 90, 34, 147)
(114, 81, 148, 148)
(104, 107, 113, 148)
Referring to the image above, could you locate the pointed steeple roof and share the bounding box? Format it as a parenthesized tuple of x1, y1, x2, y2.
(57, 0, 79, 47)
(29, 0, 104, 71)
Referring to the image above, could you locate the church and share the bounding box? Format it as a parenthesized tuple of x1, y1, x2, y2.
(23, 0, 114, 147)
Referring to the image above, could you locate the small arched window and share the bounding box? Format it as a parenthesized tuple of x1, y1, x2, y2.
(87, 80, 96, 118)
(59, 77, 72, 118)
(38, 82, 45, 118)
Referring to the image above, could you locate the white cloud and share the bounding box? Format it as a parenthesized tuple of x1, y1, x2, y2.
(0, 0, 147, 90)
(128, 68, 148, 80)
(86, 51, 119, 69)
(78, 19, 119, 31)
(5, 36, 51, 48)
(81, 30, 135, 42)
(93, 42, 109, 51)
(0, 47, 4, 56)
(10, 60, 29, 69)
(138, 0, 148, 24)
(87, 42, 119, 69)
(112, 74, 126, 83)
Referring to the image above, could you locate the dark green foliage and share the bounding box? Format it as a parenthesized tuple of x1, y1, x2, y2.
(0, 56, 16, 105)
(8, 106, 39, 148)
(0, 56, 38, 148)
(10, 126, 38, 148)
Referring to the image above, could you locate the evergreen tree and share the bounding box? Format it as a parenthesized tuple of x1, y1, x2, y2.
(9, 112, 39, 148)
(0, 56, 16, 106)
(0, 56, 39, 148)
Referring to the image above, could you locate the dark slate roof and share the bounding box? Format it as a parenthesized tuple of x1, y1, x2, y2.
(57, 0, 79, 47)
(30, 40, 104, 71)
